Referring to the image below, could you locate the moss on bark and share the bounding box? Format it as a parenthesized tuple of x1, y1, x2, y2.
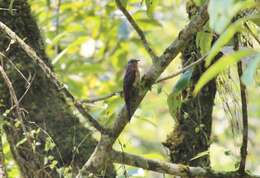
(163, 2, 217, 168)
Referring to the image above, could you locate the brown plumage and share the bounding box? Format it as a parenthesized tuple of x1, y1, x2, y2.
(123, 59, 140, 121)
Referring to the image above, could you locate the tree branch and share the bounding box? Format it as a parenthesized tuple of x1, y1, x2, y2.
(111, 150, 260, 178)
(78, 3, 210, 175)
(0, 21, 111, 136)
(115, 0, 157, 62)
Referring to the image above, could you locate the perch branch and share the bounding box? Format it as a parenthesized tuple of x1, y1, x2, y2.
(0, 21, 111, 136)
(115, 0, 157, 62)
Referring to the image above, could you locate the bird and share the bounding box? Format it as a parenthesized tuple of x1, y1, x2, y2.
(123, 59, 140, 121)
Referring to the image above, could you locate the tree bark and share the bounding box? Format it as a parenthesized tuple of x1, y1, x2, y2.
(163, 2, 217, 168)
(0, 1, 115, 177)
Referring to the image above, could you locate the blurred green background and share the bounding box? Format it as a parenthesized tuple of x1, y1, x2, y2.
(3, 0, 259, 177)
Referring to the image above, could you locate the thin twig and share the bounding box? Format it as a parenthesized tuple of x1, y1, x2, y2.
(82, 91, 122, 103)
(0, 52, 30, 85)
(244, 22, 260, 45)
(156, 55, 206, 83)
(8, 73, 36, 114)
(234, 33, 248, 174)
(0, 21, 111, 135)
(0, 63, 32, 146)
(0, 52, 35, 110)
(115, 0, 157, 62)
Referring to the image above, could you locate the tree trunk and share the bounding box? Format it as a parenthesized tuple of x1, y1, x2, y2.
(0, 1, 115, 177)
(163, 2, 217, 168)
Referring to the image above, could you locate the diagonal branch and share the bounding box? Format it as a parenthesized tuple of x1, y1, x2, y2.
(0, 21, 111, 136)
(115, 0, 157, 62)
(78, 3, 210, 175)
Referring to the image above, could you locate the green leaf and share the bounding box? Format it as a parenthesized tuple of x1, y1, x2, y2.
(121, 0, 128, 7)
(8, 0, 15, 15)
(205, 19, 244, 67)
(145, 0, 158, 18)
(250, 12, 260, 26)
(16, 137, 27, 148)
(173, 68, 193, 93)
(45, 137, 56, 152)
(208, 0, 256, 34)
(206, 14, 260, 67)
(194, 49, 257, 95)
(157, 85, 162, 94)
(193, 0, 206, 6)
(196, 32, 213, 55)
(242, 54, 260, 86)
(190, 150, 210, 161)
(49, 160, 58, 169)
(167, 92, 182, 120)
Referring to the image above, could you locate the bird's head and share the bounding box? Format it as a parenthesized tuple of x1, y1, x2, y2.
(128, 59, 140, 66)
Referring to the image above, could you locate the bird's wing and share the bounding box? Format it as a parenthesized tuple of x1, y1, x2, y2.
(123, 67, 136, 91)
(123, 66, 137, 119)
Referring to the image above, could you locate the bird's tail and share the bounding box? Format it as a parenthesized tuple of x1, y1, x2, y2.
(126, 102, 132, 121)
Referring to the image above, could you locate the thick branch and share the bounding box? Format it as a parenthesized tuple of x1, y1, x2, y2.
(111, 150, 260, 178)
(0, 21, 111, 135)
(115, 0, 157, 62)
(79, 3, 210, 175)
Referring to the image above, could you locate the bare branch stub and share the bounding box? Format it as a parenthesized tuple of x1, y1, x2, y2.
(115, 0, 158, 62)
